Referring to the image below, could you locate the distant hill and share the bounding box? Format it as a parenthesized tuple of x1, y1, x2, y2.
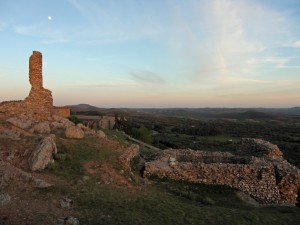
(137, 107, 300, 118)
(219, 110, 277, 120)
(68, 104, 101, 111)
(68, 104, 129, 116)
(67, 104, 300, 118)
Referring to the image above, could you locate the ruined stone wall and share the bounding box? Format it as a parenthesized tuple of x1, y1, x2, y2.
(144, 139, 300, 205)
(237, 138, 283, 158)
(99, 116, 115, 130)
(164, 149, 250, 164)
(0, 51, 56, 121)
(52, 107, 71, 118)
(119, 144, 140, 171)
(0, 101, 23, 119)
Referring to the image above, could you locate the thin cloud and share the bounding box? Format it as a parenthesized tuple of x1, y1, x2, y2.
(71, 83, 137, 88)
(130, 69, 166, 85)
(293, 40, 300, 48)
(67, 0, 163, 43)
(15, 25, 33, 35)
(167, 0, 297, 84)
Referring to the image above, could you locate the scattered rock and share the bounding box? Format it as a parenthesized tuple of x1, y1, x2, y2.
(34, 178, 52, 188)
(0, 128, 20, 140)
(0, 174, 10, 189)
(0, 192, 10, 207)
(6, 117, 33, 130)
(28, 134, 57, 171)
(32, 121, 51, 134)
(97, 130, 106, 139)
(168, 157, 177, 166)
(119, 144, 140, 171)
(51, 121, 65, 129)
(0, 161, 52, 187)
(65, 126, 84, 139)
(57, 216, 80, 225)
(60, 198, 73, 210)
(52, 115, 74, 128)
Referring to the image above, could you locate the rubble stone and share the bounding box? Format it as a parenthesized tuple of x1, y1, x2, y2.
(65, 126, 84, 139)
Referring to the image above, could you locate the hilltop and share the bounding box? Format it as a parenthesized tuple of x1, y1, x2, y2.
(1, 51, 300, 225)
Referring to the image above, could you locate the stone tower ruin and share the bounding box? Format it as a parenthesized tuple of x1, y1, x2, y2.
(0, 51, 70, 120)
(23, 51, 53, 119)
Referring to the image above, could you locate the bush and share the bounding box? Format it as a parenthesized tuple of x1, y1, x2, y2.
(68, 115, 82, 125)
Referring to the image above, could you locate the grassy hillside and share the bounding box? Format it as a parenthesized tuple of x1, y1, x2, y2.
(35, 129, 300, 225)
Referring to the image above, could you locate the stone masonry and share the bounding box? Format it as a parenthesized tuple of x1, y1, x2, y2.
(144, 138, 300, 206)
(0, 51, 69, 120)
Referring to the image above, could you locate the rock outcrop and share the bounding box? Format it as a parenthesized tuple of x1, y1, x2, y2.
(145, 139, 300, 206)
(28, 134, 57, 171)
(65, 125, 85, 139)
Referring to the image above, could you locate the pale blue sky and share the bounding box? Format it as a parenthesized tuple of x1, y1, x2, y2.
(0, 0, 300, 107)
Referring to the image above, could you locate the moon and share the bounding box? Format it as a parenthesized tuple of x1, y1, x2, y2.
(48, 16, 52, 21)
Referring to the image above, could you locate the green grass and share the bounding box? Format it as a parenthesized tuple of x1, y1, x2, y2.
(204, 134, 240, 142)
(41, 130, 300, 225)
(39, 178, 300, 225)
(47, 136, 121, 178)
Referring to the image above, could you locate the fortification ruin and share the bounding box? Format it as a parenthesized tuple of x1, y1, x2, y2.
(145, 138, 300, 206)
(0, 51, 70, 120)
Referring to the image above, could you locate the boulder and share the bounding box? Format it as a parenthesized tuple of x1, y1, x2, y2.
(0, 191, 10, 207)
(52, 115, 75, 128)
(32, 121, 51, 134)
(65, 125, 84, 139)
(28, 134, 57, 171)
(51, 121, 65, 129)
(6, 117, 33, 130)
(0, 128, 20, 140)
(57, 217, 80, 225)
(77, 123, 96, 136)
(61, 118, 75, 128)
(97, 130, 106, 139)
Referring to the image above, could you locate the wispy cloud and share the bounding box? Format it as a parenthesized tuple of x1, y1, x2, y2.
(293, 40, 300, 48)
(167, 0, 298, 85)
(130, 69, 166, 85)
(66, 0, 163, 43)
(71, 82, 137, 88)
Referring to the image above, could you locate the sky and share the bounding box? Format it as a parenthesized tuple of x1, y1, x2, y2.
(0, 0, 300, 108)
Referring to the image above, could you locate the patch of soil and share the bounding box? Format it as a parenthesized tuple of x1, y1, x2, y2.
(82, 161, 133, 188)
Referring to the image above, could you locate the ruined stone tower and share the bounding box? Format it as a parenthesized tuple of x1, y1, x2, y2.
(0, 51, 69, 120)
(29, 51, 43, 89)
(23, 51, 53, 119)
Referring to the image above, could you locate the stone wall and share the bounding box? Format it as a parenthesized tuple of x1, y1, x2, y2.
(99, 116, 115, 130)
(144, 139, 300, 205)
(0, 51, 69, 121)
(52, 107, 71, 118)
(119, 144, 140, 171)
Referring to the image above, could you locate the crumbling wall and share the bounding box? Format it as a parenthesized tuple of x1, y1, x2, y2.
(119, 144, 140, 171)
(0, 51, 69, 121)
(99, 116, 115, 130)
(52, 107, 71, 118)
(144, 139, 300, 205)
